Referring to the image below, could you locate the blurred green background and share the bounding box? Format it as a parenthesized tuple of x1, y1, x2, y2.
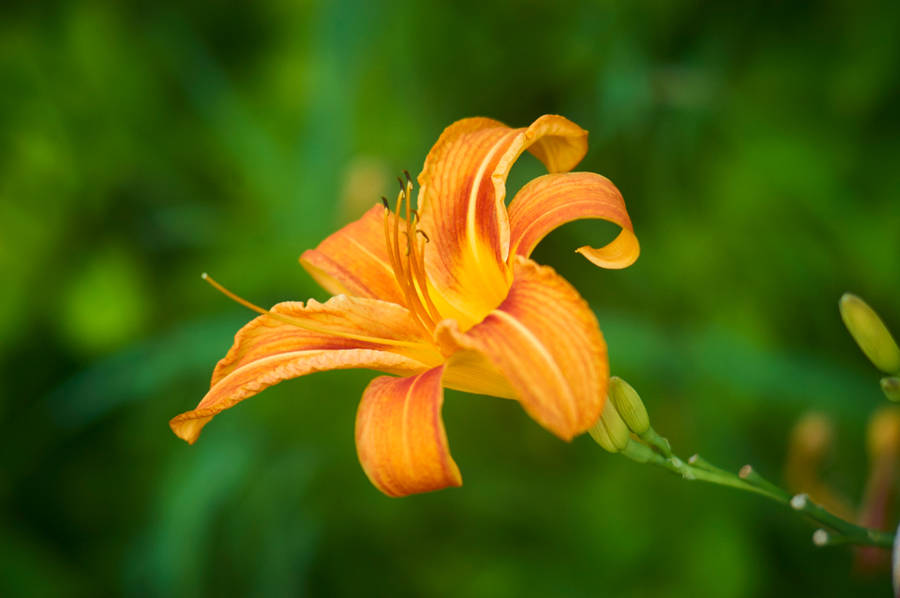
(3, 0, 900, 596)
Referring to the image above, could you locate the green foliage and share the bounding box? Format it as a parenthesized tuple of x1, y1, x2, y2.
(2, 0, 899, 596)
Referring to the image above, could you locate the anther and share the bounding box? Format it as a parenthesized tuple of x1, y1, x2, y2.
(403, 169, 413, 184)
(416, 229, 430, 242)
(381, 196, 390, 209)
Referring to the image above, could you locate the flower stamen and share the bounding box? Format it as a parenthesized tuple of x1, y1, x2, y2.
(403, 180, 442, 325)
(383, 190, 432, 332)
(380, 175, 443, 332)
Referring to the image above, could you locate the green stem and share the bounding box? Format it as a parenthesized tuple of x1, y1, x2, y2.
(619, 441, 894, 549)
(739, 465, 791, 501)
(639, 426, 672, 458)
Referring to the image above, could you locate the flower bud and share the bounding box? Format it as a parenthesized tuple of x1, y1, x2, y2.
(787, 411, 833, 468)
(867, 407, 900, 460)
(608, 376, 650, 435)
(784, 411, 854, 520)
(839, 293, 900, 374)
(588, 399, 630, 453)
(882, 377, 900, 402)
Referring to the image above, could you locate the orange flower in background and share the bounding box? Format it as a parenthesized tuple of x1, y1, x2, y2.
(170, 115, 640, 497)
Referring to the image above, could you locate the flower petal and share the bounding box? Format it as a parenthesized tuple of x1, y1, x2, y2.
(436, 256, 607, 439)
(416, 115, 588, 329)
(508, 172, 639, 269)
(299, 204, 406, 305)
(442, 349, 518, 400)
(171, 297, 442, 444)
(355, 366, 462, 497)
(172, 350, 427, 446)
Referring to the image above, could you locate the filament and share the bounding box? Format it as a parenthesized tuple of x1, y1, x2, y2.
(402, 180, 442, 323)
(383, 192, 431, 332)
(380, 174, 442, 331)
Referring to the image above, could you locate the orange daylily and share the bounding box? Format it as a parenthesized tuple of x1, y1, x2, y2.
(170, 115, 640, 497)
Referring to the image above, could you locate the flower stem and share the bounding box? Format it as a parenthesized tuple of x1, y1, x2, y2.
(619, 441, 894, 548)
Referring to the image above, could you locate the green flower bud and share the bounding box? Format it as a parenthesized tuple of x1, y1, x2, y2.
(839, 294, 900, 374)
(609, 376, 650, 435)
(882, 377, 900, 402)
(588, 400, 630, 453)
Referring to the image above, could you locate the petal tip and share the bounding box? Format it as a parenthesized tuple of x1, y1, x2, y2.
(575, 233, 641, 270)
(525, 115, 589, 173)
(169, 413, 212, 445)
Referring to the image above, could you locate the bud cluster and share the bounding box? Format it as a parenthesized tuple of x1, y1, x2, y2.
(588, 377, 670, 460)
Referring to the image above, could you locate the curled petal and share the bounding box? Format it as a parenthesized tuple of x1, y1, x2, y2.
(300, 204, 406, 305)
(355, 366, 462, 497)
(171, 298, 442, 444)
(437, 256, 607, 439)
(416, 115, 589, 329)
(508, 172, 639, 269)
(523, 115, 590, 173)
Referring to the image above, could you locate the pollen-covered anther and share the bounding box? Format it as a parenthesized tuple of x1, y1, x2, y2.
(381, 173, 442, 333)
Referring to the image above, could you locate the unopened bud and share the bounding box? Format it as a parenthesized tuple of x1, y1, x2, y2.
(609, 376, 650, 435)
(839, 293, 900, 374)
(867, 407, 900, 459)
(588, 400, 631, 453)
(786, 411, 833, 466)
(882, 377, 900, 402)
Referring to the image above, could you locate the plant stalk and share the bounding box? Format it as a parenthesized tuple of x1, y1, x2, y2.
(620, 441, 895, 549)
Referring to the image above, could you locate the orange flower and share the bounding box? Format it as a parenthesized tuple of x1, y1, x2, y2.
(170, 115, 639, 497)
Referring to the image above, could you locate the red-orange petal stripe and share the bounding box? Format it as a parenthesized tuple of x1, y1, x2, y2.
(355, 366, 462, 497)
(416, 115, 589, 330)
(508, 172, 640, 269)
(436, 256, 607, 439)
(299, 204, 406, 305)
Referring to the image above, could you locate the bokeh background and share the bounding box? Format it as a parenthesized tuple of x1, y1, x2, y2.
(3, 1, 900, 596)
